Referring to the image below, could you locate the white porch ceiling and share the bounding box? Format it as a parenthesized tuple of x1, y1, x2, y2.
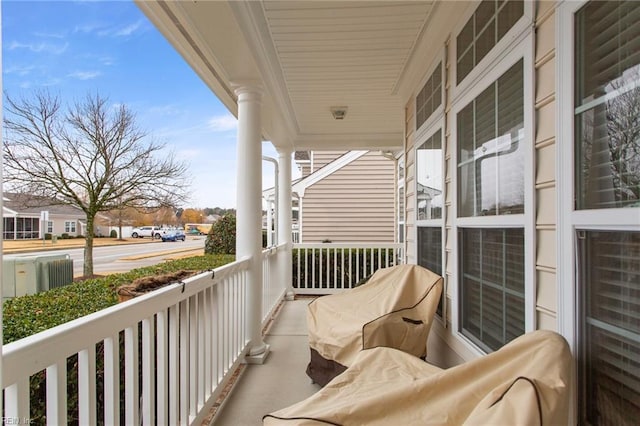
(137, 1, 437, 151)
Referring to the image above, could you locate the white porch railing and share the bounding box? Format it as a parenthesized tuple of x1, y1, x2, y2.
(2, 256, 285, 425)
(262, 243, 286, 326)
(292, 243, 404, 295)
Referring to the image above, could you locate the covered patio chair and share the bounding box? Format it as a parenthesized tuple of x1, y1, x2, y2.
(306, 264, 443, 386)
(264, 330, 572, 425)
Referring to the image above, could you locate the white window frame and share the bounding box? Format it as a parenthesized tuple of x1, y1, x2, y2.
(64, 221, 76, 233)
(451, 1, 534, 106)
(451, 30, 535, 355)
(556, 0, 640, 361)
(46, 221, 53, 234)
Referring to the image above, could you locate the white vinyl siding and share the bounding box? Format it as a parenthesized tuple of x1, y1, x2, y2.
(302, 152, 395, 243)
(311, 151, 346, 173)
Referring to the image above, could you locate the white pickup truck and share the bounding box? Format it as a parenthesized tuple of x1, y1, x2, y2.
(131, 226, 164, 239)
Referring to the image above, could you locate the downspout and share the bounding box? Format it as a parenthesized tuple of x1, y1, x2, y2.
(262, 156, 279, 246)
(380, 150, 399, 244)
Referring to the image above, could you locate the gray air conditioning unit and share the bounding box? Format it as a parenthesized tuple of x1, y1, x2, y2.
(3, 254, 74, 300)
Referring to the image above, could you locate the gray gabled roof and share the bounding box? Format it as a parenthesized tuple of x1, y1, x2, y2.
(3, 192, 85, 217)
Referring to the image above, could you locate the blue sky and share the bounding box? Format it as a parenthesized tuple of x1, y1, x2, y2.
(2, 0, 282, 208)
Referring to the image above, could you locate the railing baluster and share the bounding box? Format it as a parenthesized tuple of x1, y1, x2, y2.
(78, 346, 97, 425)
(201, 289, 210, 402)
(341, 248, 345, 289)
(156, 310, 168, 425)
(46, 360, 67, 426)
(179, 299, 189, 423)
(189, 295, 198, 419)
(5, 378, 29, 422)
(125, 325, 139, 425)
(169, 303, 179, 425)
(142, 316, 155, 426)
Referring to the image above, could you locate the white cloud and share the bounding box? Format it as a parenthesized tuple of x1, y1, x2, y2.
(34, 31, 66, 39)
(208, 114, 238, 132)
(93, 20, 145, 38)
(68, 70, 102, 80)
(9, 41, 68, 55)
(4, 65, 36, 76)
(114, 20, 144, 37)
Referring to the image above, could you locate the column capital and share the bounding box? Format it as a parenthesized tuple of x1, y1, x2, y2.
(276, 146, 293, 157)
(231, 81, 263, 100)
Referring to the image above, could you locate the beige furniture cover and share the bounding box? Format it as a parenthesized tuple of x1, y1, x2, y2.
(265, 330, 572, 425)
(306, 264, 443, 385)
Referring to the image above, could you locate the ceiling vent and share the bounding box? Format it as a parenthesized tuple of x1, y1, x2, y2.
(330, 106, 348, 120)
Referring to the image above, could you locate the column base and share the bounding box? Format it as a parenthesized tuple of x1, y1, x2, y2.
(285, 291, 295, 301)
(244, 344, 271, 365)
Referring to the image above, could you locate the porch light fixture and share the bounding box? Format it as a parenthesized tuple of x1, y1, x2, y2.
(330, 106, 348, 120)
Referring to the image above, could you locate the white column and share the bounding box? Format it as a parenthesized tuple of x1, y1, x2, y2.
(277, 148, 295, 300)
(234, 83, 269, 362)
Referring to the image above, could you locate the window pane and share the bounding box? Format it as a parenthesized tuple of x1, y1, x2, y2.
(460, 228, 524, 352)
(457, 60, 524, 217)
(456, 0, 523, 85)
(417, 129, 443, 220)
(416, 63, 443, 129)
(475, 19, 495, 66)
(575, 1, 640, 209)
(579, 231, 640, 425)
(497, 0, 524, 39)
(458, 103, 476, 217)
(418, 227, 443, 316)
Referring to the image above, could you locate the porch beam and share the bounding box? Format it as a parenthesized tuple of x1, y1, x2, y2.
(233, 82, 269, 363)
(277, 148, 295, 300)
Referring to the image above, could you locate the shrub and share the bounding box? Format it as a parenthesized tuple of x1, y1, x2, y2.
(205, 214, 236, 254)
(61, 233, 70, 239)
(109, 229, 118, 238)
(44, 233, 52, 240)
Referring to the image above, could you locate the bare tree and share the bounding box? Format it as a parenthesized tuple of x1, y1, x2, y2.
(3, 91, 190, 276)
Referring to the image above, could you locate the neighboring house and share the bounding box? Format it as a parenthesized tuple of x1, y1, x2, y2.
(2, 192, 86, 240)
(264, 150, 396, 243)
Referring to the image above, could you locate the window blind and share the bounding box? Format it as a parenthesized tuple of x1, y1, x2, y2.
(579, 231, 640, 424)
(460, 228, 524, 352)
(575, 1, 640, 210)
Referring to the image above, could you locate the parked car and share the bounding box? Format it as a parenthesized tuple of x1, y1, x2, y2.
(161, 230, 186, 242)
(131, 226, 163, 239)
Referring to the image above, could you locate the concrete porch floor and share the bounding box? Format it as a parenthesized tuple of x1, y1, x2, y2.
(212, 299, 321, 425)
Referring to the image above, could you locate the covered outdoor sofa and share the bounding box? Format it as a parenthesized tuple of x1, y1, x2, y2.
(264, 330, 572, 425)
(306, 264, 443, 386)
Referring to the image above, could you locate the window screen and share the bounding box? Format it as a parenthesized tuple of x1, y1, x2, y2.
(575, 1, 640, 209)
(460, 228, 524, 352)
(578, 230, 640, 425)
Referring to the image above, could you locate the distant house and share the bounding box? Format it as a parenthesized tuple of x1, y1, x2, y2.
(264, 150, 397, 243)
(2, 192, 86, 240)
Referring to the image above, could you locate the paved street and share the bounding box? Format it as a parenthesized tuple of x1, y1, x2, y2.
(3, 237, 206, 276)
